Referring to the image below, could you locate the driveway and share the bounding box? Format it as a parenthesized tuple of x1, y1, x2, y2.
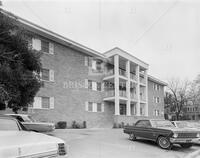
(53, 129, 200, 158)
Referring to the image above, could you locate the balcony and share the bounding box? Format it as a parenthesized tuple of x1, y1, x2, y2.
(140, 95, 146, 102)
(105, 90, 115, 98)
(119, 90, 127, 98)
(105, 69, 114, 76)
(130, 93, 137, 100)
(140, 76, 146, 85)
(119, 68, 127, 77)
(130, 73, 137, 81)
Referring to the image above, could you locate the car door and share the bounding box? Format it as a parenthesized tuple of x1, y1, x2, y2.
(134, 120, 154, 140)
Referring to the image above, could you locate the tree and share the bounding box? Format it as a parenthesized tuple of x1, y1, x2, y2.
(0, 9, 41, 113)
(188, 75, 200, 105)
(167, 78, 190, 120)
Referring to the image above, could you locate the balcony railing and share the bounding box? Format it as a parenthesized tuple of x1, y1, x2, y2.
(140, 95, 146, 102)
(105, 90, 115, 98)
(140, 77, 146, 84)
(119, 69, 127, 77)
(119, 90, 127, 98)
(130, 93, 137, 100)
(105, 69, 114, 76)
(130, 73, 137, 81)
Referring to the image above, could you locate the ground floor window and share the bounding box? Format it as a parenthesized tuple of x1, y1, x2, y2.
(85, 102, 104, 112)
(120, 104, 126, 115)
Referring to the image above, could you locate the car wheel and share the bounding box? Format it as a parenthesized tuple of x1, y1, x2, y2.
(180, 144, 193, 148)
(157, 136, 172, 149)
(129, 133, 136, 141)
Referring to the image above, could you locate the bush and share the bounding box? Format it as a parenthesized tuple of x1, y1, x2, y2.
(72, 121, 82, 129)
(56, 121, 67, 129)
(113, 122, 118, 128)
(83, 121, 87, 128)
(121, 122, 124, 128)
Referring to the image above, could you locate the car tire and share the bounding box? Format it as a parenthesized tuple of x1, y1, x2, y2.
(129, 133, 136, 141)
(180, 144, 193, 148)
(157, 136, 172, 150)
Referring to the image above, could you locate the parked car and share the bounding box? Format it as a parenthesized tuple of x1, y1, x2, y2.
(0, 115, 67, 158)
(123, 119, 200, 149)
(6, 114, 55, 133)
(172, 121, 200, 145)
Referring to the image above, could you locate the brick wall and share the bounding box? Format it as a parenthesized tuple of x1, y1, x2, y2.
(148, 80, 164, 118)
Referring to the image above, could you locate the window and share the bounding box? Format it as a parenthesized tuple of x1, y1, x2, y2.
(135, 120, 151, 127)
(41, 69, 54, 82)
(88, 102, 93, 112)
(88, 80, 92, 90)
(97, 103, 102, 112)
(96, 60, 103, 72)
(42, 68, 50, 81)
(87, 80, 102, 91)
(32, 97, 54, 109)
(97, 82, 102, 91)
(154, 96, 160, 103)
(86, 102, 104, 112)
(41, 40, 49, 53)
(41, 97, 50, 109)
(157, 97, 160, 103)
(153, 83, 160, 91)
(120, 104, 126, 115)
(154, 110, 160, 116)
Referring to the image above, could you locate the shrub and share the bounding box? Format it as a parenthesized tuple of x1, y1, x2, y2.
(118, 123, 122, 128)
(83, 121, 87, 128)
(56, 121, 67, 129)
(121, 122, 124, 128)
(113, 122, 118, 128)
(72, 121, 77, 128)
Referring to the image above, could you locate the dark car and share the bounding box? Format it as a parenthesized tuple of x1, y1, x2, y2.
(124, 119, 200, 149)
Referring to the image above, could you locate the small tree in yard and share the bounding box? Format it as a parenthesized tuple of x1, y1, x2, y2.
(167, 78, 190, 120)
(0, 9, 42, 113)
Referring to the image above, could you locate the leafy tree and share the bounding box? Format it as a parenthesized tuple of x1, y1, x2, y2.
(0, 9, 41, 113)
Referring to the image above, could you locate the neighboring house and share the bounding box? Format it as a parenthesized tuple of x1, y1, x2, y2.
(182, 101, 200, 120)
(0, 9, 167, 128)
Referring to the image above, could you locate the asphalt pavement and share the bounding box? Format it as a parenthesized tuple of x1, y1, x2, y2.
(53, 129, 200, 158)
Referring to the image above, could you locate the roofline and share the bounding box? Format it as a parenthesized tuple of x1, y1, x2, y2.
(0, 8, 106, 59)
(104, 47, 149, 67)
(148, 75, 167, 86)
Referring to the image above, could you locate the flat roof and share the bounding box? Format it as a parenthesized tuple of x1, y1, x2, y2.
(104, 47, 149, 69)
(148, 75, 167, 86)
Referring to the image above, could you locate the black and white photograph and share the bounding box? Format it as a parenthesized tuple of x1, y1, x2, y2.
(0, 0, 200, 157)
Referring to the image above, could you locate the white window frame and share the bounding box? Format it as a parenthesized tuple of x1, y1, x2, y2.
(41, 68, 54, 82)
(32, 97, 54, 109)
(85, 102, 104, 112)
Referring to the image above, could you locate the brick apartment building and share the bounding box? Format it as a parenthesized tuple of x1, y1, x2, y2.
(0, 10, 167, 128)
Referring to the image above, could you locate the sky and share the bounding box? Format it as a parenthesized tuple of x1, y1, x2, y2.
(1, 0, 200, 82)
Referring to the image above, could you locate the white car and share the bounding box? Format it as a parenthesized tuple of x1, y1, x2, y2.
(0, 115, 67, 158)
(6, 114, 55, 133)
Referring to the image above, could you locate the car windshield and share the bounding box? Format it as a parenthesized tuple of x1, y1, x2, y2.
(0, 118, 19, 131)
(175, 121, 189, 128)
(187, 122, 200, 128)
(151, 120, 175, 128)
(22, 115, 35, 122)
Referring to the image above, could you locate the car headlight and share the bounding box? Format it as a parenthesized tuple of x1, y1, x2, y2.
(173, 133, 178, 138)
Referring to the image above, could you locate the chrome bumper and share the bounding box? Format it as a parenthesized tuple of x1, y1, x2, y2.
(170, 138, 200, 144)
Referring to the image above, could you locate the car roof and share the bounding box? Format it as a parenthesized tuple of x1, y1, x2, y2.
(6, 114, 29, 117)
(0, 114, 19, 120)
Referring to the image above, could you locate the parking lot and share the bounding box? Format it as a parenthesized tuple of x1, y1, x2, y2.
(53, 129, 200, 158)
